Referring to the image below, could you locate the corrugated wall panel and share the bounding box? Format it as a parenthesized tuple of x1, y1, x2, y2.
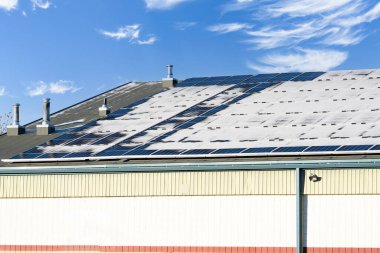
(2, 168, 380, 198)
(304, 169, 380, 195)
(0, 170, 295, 198)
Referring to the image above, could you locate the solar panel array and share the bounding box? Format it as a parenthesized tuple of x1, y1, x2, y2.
(10, 70, 380, 162)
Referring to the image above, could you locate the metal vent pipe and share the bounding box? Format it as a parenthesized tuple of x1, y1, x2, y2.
(42, 98, 51, 125)
(167, 64, 173, 79)
(13, 103, 20, 126)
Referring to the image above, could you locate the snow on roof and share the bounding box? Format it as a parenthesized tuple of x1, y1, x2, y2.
(6, 69, 380, 162)
(38, 85, 232, 154)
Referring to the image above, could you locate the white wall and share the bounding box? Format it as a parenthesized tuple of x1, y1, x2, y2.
(0, 196, 295, 247)
(305, 195, 380, 248)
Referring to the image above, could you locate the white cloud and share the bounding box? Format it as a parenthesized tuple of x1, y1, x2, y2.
(322, 28, 365, 46)
(222, 0, 255, 13)
(27, 81, 48, 96)
(30, 0, 51, 10)
(266, 0, 354, 17)
(174, 21, 197, 31)
(0, 86, 5, 96)
(100, 25, 141, 40)
(338, 2, 380, 27)
(27, 80, 80, 97)
(137, 36, 157, 45)
(49, 80, 80, 94)
(215, 0, 380, 72)
(208, 23, 253, 34)
(248, 48, 348, 73)
(145, 0, 191, 10)
(239, 1, 380, 48)
(244, 21, 318, 49)
(100, 24, 157, 45)
(0, 0, 17, 11)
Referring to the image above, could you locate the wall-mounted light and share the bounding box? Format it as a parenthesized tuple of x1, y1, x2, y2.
(309, 173, 322, 182)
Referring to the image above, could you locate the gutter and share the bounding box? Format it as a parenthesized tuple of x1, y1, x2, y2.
(1, 158, 380, 175)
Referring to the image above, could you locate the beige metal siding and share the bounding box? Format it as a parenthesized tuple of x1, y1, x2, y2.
(3, 168, 379, 198)
(304, 169, 380, 195)
(0, 170, 295, 198)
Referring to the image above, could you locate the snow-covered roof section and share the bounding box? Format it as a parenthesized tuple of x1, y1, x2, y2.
(5, 69, 380, 163)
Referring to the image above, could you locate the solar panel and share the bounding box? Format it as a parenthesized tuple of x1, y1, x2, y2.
(45, 139, 69, 146)
(38, 153, 69, 158)
(273, 146, 308, 152)
(212, 148, 246, 154)
(194, 76, 231, 86)
(95, 150, 128, 156)
(23, 146, 44, 153)
(242, 147, 276, 153)
(268, 72, 302, 82)
(303, 146, 340, 152)
(125, 149, 157, 155)
(152, 149, 185, 155)
(221, 75, 253, 85)
(183, 149, 215, 155)
(65, 152, 92, 158)
(246, 82, 273, 93)
(177, 77, 209, 86)
(92, 137, 121, 145)
(370, 145, 380, 150)
(201, 105, 228, 116)
(55, 133, 83, 140)
(179, 75, 254, 86)
(291, 72, 325, 81)
(65, 138, 98, 145)
(243, 73, 280, 83)
(336, 145, 373, 151)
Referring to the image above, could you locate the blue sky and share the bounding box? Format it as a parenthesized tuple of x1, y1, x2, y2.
(1, 0, 380, 126)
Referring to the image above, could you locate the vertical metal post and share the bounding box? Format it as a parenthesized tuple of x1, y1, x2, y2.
(42, 98, 51, 125)
(13, 103, 20, 126)
(296, 167, 304, 253)
(167, 64, 173, 79)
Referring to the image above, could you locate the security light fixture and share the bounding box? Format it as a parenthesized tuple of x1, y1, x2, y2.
(309, 173, 321, 182)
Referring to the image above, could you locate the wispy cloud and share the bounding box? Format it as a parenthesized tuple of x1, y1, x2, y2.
(265, 0, 353, 17)
(242, 1, 380, 49)
(221, 0, 255, 13)
(100, 25, 140, 40)
(30, 0, 51, 10)
(99, 24, 157, 45)
(174, 21, 197, 31)
(337, 2, 380, 27)
(145, 0, 191, 10)
(215, 0, 380, 72)
(0, 86, 5, 96)
(207, 23, 253, 34)
(247, 48, 348, 73)
(137, 36, 157, 45)
(0, 0, 17, 11)
(27, 80, 80, 97)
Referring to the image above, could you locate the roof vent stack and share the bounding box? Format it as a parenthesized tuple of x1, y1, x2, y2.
(99, 97, 110, 117)
(162, 64, 178, 88)
(6, 103, 25, 136)
(36, 98, 55, 135)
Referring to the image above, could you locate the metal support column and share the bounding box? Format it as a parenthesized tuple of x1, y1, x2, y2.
(296, 167, 304, 253)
